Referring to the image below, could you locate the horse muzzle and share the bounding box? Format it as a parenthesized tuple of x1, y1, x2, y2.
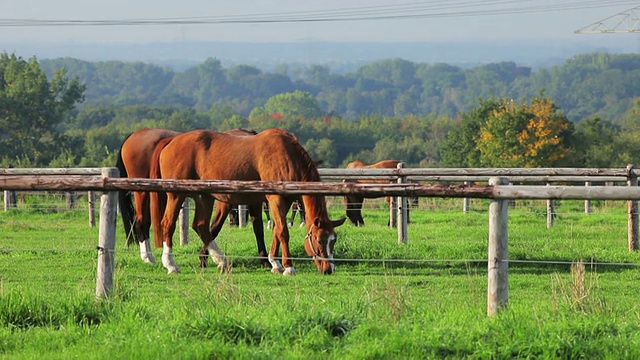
(314, 258, 334, 275)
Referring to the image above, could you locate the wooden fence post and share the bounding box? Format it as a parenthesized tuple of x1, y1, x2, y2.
(488, 177, 509, 316)
(179, 199, 189, 246)
(96, 167, 119, 299)
(389, 194, 397, 228)
(238, 204, 248, 228)
(546, 183, 555, 228)
(397, 163, 408, 244)
(584, 182, 591, 215)
(3, 190, 10, 210)
(627, 164, 638, 251)
(88, 191, 96, 227)
(66, 192, 76, 209)
(463, 181, 471, 213)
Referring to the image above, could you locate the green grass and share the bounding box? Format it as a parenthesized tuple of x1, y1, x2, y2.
(1, 197, 640, 359)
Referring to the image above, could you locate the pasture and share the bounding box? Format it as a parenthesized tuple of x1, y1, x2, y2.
(1, 194, 640, 359)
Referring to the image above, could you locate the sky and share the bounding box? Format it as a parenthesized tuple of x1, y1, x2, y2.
(2, 0, 639, 45)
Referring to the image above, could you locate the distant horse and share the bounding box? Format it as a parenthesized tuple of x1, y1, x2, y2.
(115, 127, 270, 268)
(149, 128, 345, 275)
(343, 159, 404, 226)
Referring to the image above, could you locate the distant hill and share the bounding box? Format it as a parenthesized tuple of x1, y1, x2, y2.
(2, 38, 635, 72)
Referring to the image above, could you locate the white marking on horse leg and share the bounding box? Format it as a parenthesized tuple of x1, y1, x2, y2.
(139, 240, 156, 264)
(327, 234, 336, 273)
(161, 242, 180, 274)
(299, 221, 305, 228)
(283, 267, 296, 276)
(268, 254, 284, 273)
(207, 241, 230, 272)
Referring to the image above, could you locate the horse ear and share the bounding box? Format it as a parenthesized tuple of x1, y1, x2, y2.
(331, 218, 347, 228)
(314, 217, 346, 229)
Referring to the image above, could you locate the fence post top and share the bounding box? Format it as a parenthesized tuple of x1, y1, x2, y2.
(488, 177, 509, 186)
(101, 167, 119, 178)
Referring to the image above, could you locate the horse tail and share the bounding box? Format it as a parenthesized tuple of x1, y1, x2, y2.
(149, 137, 173, 249)
(115, 140, 137, 246)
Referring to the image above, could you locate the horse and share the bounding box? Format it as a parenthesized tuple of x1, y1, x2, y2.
(343, 159, 405, 226)
(115, 127, 271, 268)
(149, 128, 345, 275)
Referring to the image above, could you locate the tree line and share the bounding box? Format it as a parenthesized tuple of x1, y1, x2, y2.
(1, 51, 639, 169)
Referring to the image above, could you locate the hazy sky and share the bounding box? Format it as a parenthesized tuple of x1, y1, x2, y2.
(2, 0, 639, 44)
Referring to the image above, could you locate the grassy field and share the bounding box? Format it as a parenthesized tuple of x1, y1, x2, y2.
(1, 196, 640, 359)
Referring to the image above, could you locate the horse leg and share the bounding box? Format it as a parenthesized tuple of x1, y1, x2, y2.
(248, 203, 271, 269)
(160, 193, 185, 274)
(287, 201, 296, 228)
(205, 199, 231, 268)
(192, 196, 230, 273)
(188, 194, 214, 268)
(134, 191, 156, 264)
(298, 200, 306, 228)
(356, 197, 366, 226)
(266, 196, 293, 275)
(263, 202, 272, 230)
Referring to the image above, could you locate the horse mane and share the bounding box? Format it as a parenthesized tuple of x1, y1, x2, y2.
(227, 127, 258, 136)
(149, 137, 174, 248)
(284, 130, 321, 182)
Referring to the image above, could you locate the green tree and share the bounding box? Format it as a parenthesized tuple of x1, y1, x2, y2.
(574, 117, 619, 167)
(440, 99, 499, 167)
(259, 90, 323, 120)
(0, 53, 85, 166)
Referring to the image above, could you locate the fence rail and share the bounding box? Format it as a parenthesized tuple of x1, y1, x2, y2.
(1, 166, 639, 317)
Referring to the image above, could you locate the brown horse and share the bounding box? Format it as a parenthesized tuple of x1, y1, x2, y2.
(149, 128, 345, 275)
(343, 159, 401, 226)
(116, 127, 270, 268)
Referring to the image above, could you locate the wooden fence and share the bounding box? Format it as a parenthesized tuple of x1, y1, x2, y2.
(1, 166, 640, 317)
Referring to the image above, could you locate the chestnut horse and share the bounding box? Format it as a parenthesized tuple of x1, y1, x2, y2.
(115, 127, 270, 268)
(149, 128, 345, 275)
(343, 159, 402, 226)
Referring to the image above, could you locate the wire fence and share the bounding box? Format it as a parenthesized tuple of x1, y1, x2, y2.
(1, 192, 636, 269)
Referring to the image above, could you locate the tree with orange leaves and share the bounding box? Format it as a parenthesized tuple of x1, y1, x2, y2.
(476, 97, 573, 167)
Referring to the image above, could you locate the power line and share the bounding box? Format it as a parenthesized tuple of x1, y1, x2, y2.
(0, 0, 637, 27)
(575, 5, 640, 33)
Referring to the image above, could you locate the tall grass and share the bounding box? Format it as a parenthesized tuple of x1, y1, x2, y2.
(1, 196, 640, 358)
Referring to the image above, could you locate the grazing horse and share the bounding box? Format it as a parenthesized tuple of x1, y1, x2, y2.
(343, 159, 402, 226)
(115, 127, 270, 268)
(149, 128, 345, 275)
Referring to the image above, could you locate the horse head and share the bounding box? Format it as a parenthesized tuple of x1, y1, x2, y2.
(304, 217, 346, 274)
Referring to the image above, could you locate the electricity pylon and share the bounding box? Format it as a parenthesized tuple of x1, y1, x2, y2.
(575, 6, 640, 34)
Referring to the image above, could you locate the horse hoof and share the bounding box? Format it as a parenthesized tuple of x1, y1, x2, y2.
(166, 266, 180, 274)
(271, 267, 283, 274)
(142, 256, 156, 264)
(218, 263, 232, 273)
(283, 267, 296, 276)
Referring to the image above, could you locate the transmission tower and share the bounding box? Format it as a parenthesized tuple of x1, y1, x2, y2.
(575, 6, 640, 34)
